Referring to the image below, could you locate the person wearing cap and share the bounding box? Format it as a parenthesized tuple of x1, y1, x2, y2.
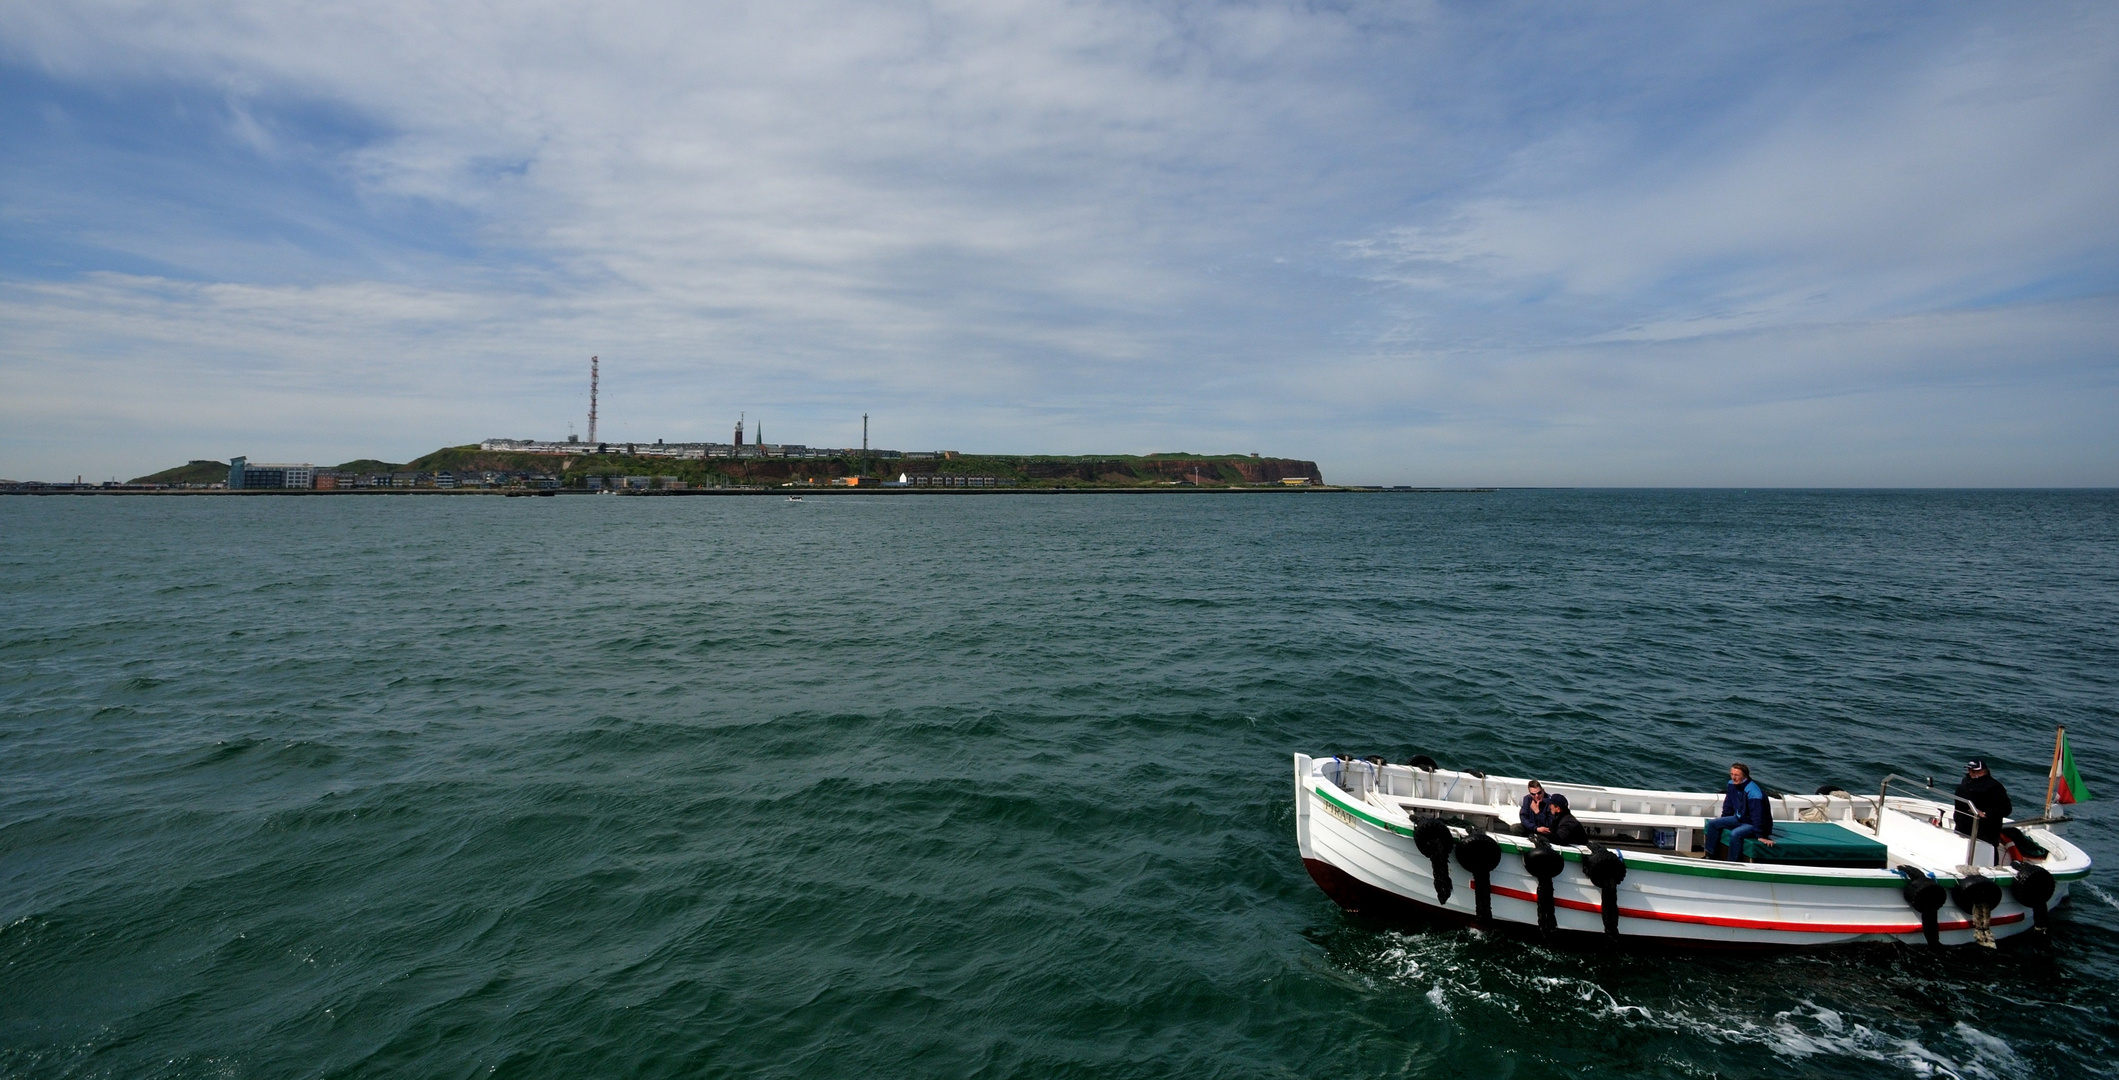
(1519, 780, 1560, 836)
(1953, 759, 2013, 846)
(1547, 793, 1589, 845)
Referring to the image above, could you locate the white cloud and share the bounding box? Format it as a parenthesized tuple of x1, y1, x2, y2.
(1349, 10, 2119, 341)
(0, 1, 2114, 483)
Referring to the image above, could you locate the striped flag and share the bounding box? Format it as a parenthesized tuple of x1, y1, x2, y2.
(2054, 729, 2091, 804)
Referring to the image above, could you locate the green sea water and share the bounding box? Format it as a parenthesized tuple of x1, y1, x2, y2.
(2, 490, 2115, 1078)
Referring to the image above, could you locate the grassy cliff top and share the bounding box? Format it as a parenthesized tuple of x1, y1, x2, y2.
(128, 460, 232, 485)
(131, 447, 1324, 488)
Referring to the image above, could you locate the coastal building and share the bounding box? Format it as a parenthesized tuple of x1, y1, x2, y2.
(906, 475, 1005, 488)
(479, 438, 916, 461)
(228, 458, 316, 489)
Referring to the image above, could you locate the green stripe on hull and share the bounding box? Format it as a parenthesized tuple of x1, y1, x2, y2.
(1309, 785, 2086, 888)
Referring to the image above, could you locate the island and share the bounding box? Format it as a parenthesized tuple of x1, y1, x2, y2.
(82, 445, 1332, 494)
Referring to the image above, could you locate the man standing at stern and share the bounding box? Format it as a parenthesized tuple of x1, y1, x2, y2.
(1954, 759, 2013, 848)
(1704, 763, 1774, 861)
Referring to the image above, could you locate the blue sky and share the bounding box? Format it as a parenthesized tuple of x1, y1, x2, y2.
(2, 1, 2114, 484)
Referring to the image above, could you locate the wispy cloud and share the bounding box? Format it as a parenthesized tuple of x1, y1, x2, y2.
(0, 1, 2113, 482)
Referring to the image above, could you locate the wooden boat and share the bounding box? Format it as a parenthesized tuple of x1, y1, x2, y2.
(1294, 754, 2089, 948)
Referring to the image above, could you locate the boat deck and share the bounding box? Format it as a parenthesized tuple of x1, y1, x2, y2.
(1322, 758, 2061, 875)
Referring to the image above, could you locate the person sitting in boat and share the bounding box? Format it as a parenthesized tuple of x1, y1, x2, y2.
(1704, 763, 1774, 861)
(1953, 759, 2013, 846)
(1519, 780, 1561, 837)
(1547, 795, 1590, 845)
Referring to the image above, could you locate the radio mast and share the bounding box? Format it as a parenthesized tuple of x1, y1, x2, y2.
(588, 355, 600, 444)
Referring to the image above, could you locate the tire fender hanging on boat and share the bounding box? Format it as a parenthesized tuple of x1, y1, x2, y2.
(1896, 866, 1947, 947)
(1412, 819, 1456, 905)
(1454, 828, 1502, 926)
(1582, 845, 1626, 936)
(2011, 864, 2056, 931)
(1953, 873, 2004, 949)
(1522, 840, 1565, 934)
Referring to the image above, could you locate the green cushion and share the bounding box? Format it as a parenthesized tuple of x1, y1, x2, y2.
(1740, 820, 1889, 869)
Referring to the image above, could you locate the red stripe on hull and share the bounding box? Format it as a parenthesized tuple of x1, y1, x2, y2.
(1303, 859, 2022, 944)
(1477, 880, 2024, 935)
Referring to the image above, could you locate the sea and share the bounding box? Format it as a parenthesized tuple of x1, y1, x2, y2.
(2, 489, 2115, 1079)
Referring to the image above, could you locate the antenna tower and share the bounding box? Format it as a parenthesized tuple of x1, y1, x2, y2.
(588, 355, 600, 444)
(863, 413, 869, 452)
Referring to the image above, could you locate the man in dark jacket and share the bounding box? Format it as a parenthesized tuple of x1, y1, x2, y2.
(1519, 780, 1560, 837)
(1953, 759, 2012, 845)
(1548, 795, 1589, 845)
(1704, 763, 1774, 861)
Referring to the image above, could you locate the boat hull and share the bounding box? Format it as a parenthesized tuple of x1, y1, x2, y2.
(1295, 754, 2078, 949)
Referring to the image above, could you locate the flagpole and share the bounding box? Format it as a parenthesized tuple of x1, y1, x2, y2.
(2044, 725, 2065, 820)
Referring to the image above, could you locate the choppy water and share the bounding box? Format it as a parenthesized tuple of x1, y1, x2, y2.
(3, 490, 2116, 1079)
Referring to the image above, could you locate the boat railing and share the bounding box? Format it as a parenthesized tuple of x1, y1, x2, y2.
(1876, 773, 1986, 866)
(1319, 758, 1737, 820)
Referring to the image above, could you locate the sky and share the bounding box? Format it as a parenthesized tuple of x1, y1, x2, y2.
(1, 1, 2115, 485)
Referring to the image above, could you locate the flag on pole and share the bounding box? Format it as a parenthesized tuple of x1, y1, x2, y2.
(2054, 729, 2091, 804)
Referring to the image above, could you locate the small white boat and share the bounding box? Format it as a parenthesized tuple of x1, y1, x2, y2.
(786, 495, 804, 502)
(1295, 754, 2089, 948)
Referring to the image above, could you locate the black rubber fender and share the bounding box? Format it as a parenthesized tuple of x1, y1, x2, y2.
(1953, 874, 2003, 915)
(1412, 819, 1456, 905)
(1523, 841, 1565, 934)
(1897, 866, 1946, 947)
(2012, 865, 2056, 930)
(1407, 754, 1438, 771)
(1582, 845, 1626, 936)
(1455, 828, 1502, 925)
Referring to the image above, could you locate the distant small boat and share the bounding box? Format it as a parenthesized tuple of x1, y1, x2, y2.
(1296, 754, 2086, 948)
(787, 495, 804, 502)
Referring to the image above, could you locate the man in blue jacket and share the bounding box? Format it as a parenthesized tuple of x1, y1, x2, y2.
(1519, 780, 1560, 836)
(1704, 763, 1774, 861)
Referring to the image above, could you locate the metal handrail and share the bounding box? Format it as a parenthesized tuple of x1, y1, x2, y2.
(1875, 773, 1988, 866)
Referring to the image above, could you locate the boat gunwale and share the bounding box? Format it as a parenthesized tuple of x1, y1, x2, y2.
(1308, 781, 2090, 888)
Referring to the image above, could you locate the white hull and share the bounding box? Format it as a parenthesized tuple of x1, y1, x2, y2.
(1295, 754, 2089, 948)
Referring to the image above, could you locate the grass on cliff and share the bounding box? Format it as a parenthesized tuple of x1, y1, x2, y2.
(133, 446, 1321, 488)
(128, 460, 233, 485)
